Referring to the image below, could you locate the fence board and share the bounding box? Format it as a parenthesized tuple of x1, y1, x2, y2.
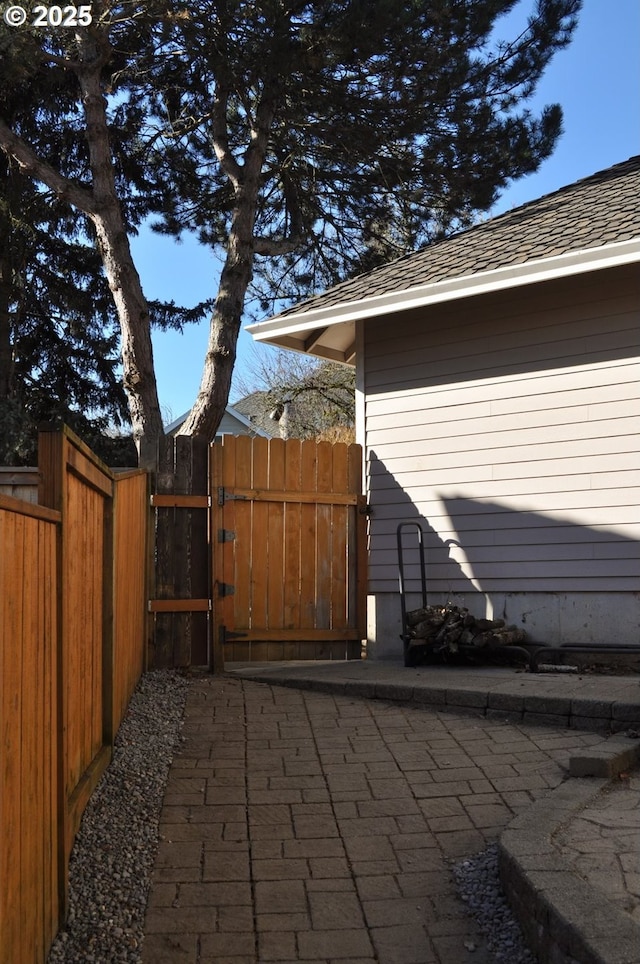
(283, 439, 302, 656)
(332, 444, 349, 633)
(267, 438, 285, 645)
(113, 470, 149, 731)
(315, 441, 333, 630)
(250, 436, 269, 660)
(299, 442, 318, 635)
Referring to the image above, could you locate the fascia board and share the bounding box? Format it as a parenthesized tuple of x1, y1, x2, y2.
(247, 239, 640, 342)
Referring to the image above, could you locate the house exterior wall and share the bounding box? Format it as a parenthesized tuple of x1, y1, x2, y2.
(363, 264, 640, 658)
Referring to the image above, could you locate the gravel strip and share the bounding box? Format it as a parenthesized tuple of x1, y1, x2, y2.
(453, 843, 537, 963)
(47, 670, 189, 964)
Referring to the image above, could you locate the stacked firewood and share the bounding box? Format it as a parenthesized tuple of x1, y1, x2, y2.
(405, 604, 527, 655)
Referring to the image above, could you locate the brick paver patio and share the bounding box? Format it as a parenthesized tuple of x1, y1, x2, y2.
(142, 676, 603, 964)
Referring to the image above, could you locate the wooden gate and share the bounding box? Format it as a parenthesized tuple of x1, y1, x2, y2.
(211, 436, 366, 666)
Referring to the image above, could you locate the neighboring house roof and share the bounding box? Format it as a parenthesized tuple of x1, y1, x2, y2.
(231, 392, 281, 438)
(247, 156, 640, 363)
(165, 402, 272, 437)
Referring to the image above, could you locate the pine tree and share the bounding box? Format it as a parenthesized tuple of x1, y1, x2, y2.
(0, 0, 582, 455)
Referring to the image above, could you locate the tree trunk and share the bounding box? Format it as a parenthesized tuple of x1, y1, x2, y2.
(90, 210, 163, 465)
(178, 82, 278, 441)
(178, 186, 258, 440)
(77, 31, 163, 466)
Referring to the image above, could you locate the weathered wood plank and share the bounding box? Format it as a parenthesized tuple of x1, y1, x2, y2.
(172, 436, 193, 667)
(220, 628, 363, 642)
(153, 435, 177, 667)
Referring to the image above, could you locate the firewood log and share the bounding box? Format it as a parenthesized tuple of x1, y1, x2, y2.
(404, 604, 527, 652)
(406, 606, 447, 627)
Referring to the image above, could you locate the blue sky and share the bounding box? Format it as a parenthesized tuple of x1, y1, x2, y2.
(129, 0, 640, 426)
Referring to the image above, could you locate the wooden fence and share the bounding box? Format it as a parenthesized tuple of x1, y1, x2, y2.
(0, 425, 148, 964)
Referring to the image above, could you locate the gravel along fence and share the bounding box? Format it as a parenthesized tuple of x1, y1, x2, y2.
(47, 670, 189, 964)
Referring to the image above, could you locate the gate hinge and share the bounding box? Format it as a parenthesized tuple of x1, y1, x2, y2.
(217, 486, 248, 506)
(217, 528, 236, 543)
(217, 582, 235, 597)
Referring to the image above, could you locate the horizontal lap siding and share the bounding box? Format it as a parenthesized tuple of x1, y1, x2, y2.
(365, 266, 640, 594)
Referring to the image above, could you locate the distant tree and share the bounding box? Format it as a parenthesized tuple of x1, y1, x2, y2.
(235, 348, 355, 441)
(0, 0, 582, 459)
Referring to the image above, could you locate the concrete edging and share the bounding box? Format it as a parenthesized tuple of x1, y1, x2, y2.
(229, 667, 640, 735)
(498, 736, 640, 964)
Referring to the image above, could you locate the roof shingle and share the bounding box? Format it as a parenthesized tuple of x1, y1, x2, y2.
(278, 156, 640, 318)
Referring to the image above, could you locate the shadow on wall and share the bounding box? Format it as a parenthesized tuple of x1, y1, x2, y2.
(368, 450, 483, 608)
(368, 452, 640, 649)
(441, 495, 640, 594)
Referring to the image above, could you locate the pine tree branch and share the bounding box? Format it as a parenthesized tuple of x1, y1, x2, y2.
(253, 235, 302, 256)
(211, 84, 242, 190)
(0, 119, 98, 215)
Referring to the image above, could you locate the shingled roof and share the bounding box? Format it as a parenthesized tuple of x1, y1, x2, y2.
(248, 157, 640, 362)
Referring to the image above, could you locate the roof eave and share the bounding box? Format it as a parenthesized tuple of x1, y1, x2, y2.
(247, 239, 640, 354)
